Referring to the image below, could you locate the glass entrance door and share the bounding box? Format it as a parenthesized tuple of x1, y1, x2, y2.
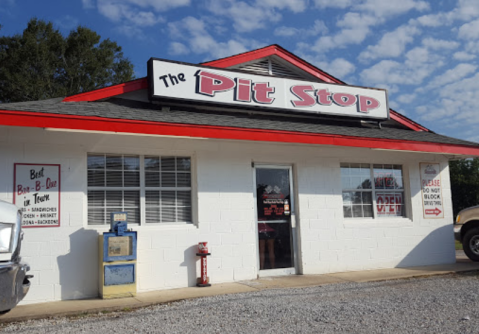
(255, 166, 296, 275)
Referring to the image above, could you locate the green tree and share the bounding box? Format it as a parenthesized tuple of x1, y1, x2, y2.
(0, 18, 134, 103)
(450, 158, 479, 216)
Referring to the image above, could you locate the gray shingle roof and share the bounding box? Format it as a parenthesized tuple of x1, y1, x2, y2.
(1, 97, 478, 148)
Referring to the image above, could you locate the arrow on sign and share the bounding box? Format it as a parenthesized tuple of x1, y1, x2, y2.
(425, 208, 442, 216)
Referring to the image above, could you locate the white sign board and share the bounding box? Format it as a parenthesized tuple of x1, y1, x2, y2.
(14, 164, 61, 228)
(148, 59, 389, 120)
(420, 163, 444, 219)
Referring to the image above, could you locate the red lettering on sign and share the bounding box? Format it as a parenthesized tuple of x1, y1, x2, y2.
(358, 95, 380, 113)
(195, 70, 235, 97)
(234, 78, 252, 102)
(253, 82, 275, 104)
(291, 85, 315, 107)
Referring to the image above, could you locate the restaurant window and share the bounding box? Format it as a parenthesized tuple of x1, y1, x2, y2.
(341, 163, 405, 219)
(87, 154, 192, 225)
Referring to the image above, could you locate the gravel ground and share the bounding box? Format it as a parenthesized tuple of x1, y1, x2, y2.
(2, 273, 479, 334)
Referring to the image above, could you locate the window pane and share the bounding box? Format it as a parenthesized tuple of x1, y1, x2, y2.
(161, 191, 176, 206)
(106, 171, 123, 187)
(124, 191, 140, 207)
(88, 191, 104, 207)
(161, 157, 175, 171)
(177, 207, 191, 222)
(351, 176, 363, 189)
(374, 166, 386, 189)
(146, 208, 160, 224)
(362, 192, 372, 205)
(162, 207, 176, 223)
(145, 172, 160, 187)
(106, 156, 122, 170)
(88, 170, 105, 187)
(161, 172, 176, 187)
(124, 156, 140, 171)
(88, 155, 105, 169)
(106, 191, 122, 207)
(146, 191, 160, 206)
(88, 208, 104, 225)
(124, 171, 140, 187)
(177, 173, 191, 187)
(342, 192, 352, 205)
(363, 205, 373, 218)
(352, 205, 363, 218)
(177, 191, 191, 207)
(145, 157, 160, 171)
(343, 206, 352, 218)
(177, 158, 191, 171)
(341, 177, 350, 189)
(352, 192, 362, 204)
(340, 164, 350, 176)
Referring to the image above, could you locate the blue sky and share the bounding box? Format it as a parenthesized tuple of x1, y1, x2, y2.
(1, 0, 479, 143)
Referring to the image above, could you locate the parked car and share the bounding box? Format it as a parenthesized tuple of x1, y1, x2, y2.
(454, 205, 479, 262)
(0, 200, 32, 314)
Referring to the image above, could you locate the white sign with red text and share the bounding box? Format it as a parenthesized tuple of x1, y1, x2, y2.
(148, 58, 389, 120)
(420, 163, 444, 219)
(14, 164, 61, 228)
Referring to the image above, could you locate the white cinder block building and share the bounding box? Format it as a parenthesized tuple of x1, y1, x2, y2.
(1, 45, 478, 304)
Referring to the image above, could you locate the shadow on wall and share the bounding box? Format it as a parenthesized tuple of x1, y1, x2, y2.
(57, 228, 100, 300)
(181, 245, 199, 287)
(396, 224, 455, 269)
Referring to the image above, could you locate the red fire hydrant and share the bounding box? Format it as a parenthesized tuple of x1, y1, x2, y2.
(196, 242, 211, 287)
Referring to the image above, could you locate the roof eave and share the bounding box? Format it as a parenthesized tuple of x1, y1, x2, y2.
(0, 109, 476, 157)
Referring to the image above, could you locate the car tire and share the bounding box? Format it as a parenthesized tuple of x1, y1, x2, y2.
(463, 228, 479, 262)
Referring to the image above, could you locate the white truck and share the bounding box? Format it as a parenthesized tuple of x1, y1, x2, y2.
(454, 205, 479, 262)
(0, 200, 32, 314)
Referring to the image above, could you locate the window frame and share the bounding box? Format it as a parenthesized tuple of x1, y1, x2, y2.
(87, 153, 194, 227)
(340, 163, 407, 220)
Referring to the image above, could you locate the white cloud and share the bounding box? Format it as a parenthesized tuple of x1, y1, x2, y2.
(422, 38, 459, 50)
(275, 20, 327, 37)
(317, 58, 356, 78)
(458, 19, 479, 40)
(396, 94, 416, 104)
(315, 0, 428, 16)
(90, 0, 188, 28)
(360, 46, 442, 88)
(354, 0, 429, 18)
(117, 25, 145, 39)
(261, 0, 308, 13)
(167, 16, 258, 59)
(414, 13, 451, 27)
(55, 15, 79, 31)
(456, 0, 479, 20)
(453, 51, 476, 61)
(82, 0, 95, 9)
(206, 0, 281, 33)
(428, 63, 477, 89)
(359, 25, 420, 60)
(168, 42, 190, 55)
(314, 0, 353, 9)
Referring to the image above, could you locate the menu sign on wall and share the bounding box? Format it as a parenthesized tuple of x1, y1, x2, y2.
(420, 163, 444, 219)
(14, 164, 61, 228)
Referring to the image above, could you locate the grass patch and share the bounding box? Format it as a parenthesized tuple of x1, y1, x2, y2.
(455, 240, 463, 250)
